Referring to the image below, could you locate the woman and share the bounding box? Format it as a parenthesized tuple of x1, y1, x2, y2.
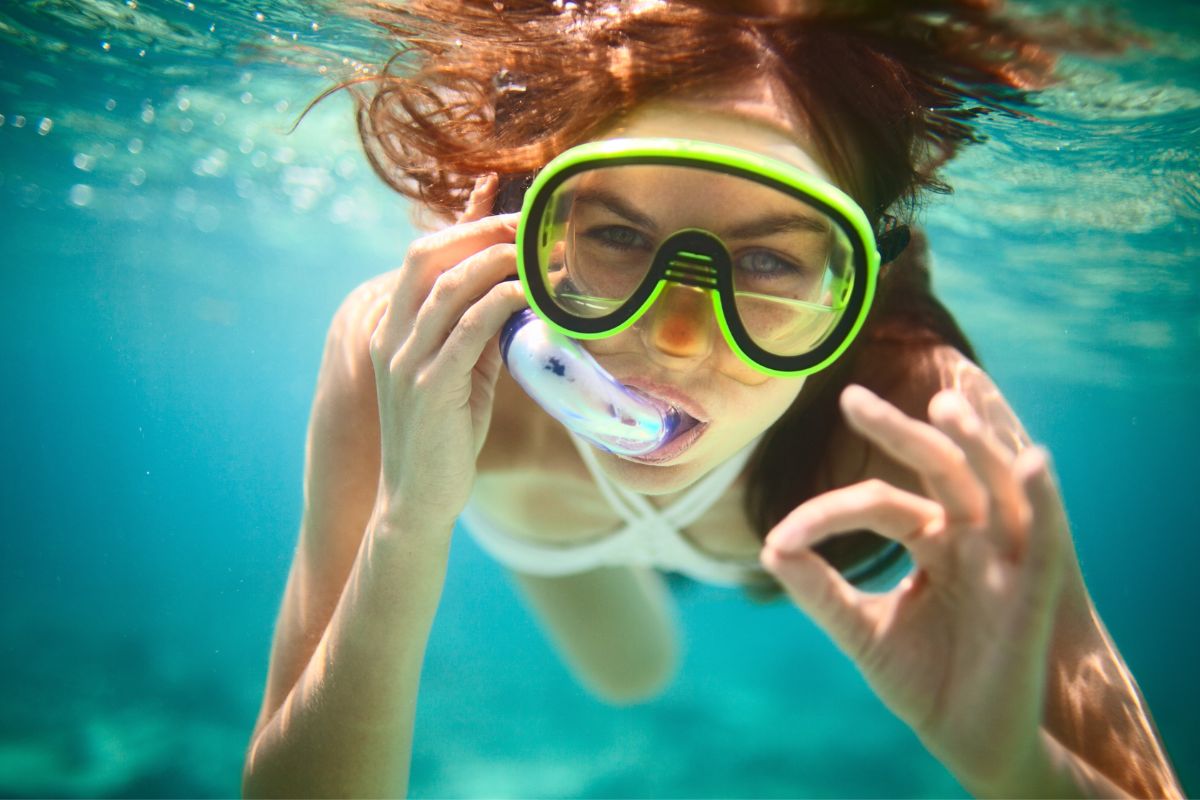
(243, 1, 1183, 796)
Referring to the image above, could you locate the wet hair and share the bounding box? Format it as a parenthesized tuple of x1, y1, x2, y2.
(335, 0, 1129, 596)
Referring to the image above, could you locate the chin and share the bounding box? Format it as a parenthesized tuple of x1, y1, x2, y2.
(594, 430, 744, 495)
(597, 453, 708, 495)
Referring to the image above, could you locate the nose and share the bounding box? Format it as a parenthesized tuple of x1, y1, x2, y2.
(638, 284, 716, 363)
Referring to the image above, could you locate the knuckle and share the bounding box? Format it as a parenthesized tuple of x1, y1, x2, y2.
(405, 234, 436, 265)
(368, 330, 388, 366)
(860, 478, 892, 504)
(455, 306, 484, 340)
(427, 268, 461, 304)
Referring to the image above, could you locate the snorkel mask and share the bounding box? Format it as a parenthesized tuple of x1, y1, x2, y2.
(500, 137, 899, 456)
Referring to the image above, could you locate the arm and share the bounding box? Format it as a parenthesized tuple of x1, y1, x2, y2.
(242, 278, 453, 797)
(945, 352, 1182, 798)
(244, 178, 530, 796)
(509, 565, 680, 704)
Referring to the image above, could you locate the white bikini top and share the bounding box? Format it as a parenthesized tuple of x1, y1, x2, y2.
(458, 435, 768, 587)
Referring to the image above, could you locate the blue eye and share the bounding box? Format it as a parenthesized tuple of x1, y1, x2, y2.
(583, 225, 652, 252)
(735, 249, 803, 278)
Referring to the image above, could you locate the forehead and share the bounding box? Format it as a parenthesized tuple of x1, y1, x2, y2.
(592, 76, 832, 184)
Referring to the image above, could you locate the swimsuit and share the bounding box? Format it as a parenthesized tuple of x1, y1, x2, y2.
(459, 435, 768, 587)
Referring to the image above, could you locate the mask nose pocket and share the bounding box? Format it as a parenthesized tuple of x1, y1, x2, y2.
(642, 284, 715, 359)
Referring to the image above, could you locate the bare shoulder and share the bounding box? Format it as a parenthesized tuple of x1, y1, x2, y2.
(323, 271, 396, 379)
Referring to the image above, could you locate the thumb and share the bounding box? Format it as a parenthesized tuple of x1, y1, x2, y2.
(458, 173, 499, 224)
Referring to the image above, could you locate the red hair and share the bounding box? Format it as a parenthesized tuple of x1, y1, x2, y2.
(338, 0, 1126, 224)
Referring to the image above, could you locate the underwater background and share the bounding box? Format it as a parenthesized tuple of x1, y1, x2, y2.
(1, 0, 1197, 796)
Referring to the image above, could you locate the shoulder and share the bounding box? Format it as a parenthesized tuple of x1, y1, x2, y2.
(304, 271, 401, 461)
(315, 271, 397, 396)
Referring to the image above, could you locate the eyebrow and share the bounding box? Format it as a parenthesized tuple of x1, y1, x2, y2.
(574, 188, 830, 239)
(574, 189, 658, 232)
(726, 213, 830, 239)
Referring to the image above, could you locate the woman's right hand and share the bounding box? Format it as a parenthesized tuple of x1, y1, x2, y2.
(368, 175, 527, 532)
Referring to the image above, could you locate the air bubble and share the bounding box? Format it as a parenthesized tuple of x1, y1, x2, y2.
(12, 115, 25, 128)
(177, 97, 191, 112)
(180, 118, 194, 132)
(240, 92, 253, 104)
(128, 138, 143, 154)
(141, 107, 155, 123)
(37, 118, 53, 135)
(101, 41, 111, 51)
(69, 184, 94, 207)
(73, 153, 95, 171)
(311, 22, 319, 31)
(186, 1, 194, 9)
(128, 167, 146, 186)
(105, 99, 116, 111)
(255, 11, 264, 21)
(274, 99, 289, 113)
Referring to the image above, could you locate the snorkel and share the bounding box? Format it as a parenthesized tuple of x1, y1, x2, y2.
(500, 310, 685, 457)
(496, 164, 690, 458)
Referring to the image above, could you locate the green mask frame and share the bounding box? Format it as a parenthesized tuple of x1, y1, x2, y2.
(515, 137, 882, 377)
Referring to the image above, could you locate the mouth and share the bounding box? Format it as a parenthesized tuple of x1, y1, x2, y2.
(620, 380, 709, 464)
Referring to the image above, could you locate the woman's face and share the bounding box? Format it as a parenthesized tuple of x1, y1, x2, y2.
(574, 81, 838, 496)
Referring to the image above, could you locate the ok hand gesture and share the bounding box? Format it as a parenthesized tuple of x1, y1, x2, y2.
(761, 384, 1072, 795)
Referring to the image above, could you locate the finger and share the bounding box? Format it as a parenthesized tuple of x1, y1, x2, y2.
(760, 542, 876, 657)
(841, 384, 988, 526)
(434, 275, 529, 381)
(405, 243, 518, 363)
(765, 479, 945, 571)
(928, 390, 1026, 557)
(381, 213, 519, 343)
(458, 174, 499, 224)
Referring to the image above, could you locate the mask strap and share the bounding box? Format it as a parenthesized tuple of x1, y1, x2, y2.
(876, 213, 911, 265)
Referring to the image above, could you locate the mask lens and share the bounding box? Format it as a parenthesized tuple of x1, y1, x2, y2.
(531, 162, 858, 358)
(537, 167, 662, 319)
(730, 201, 855, 357)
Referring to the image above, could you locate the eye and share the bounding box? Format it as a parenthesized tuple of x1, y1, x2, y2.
(582, 225, 652, 252)
(735, 249, 804, 279)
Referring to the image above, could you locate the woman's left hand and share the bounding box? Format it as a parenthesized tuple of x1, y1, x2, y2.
(760, 384, 1072, 794)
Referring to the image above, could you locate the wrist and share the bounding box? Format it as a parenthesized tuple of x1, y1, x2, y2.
(965, 729, 1127, 799)
(372, 482, 463, 540)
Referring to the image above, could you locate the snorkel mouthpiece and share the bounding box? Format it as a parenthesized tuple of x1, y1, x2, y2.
(501, 310, 682, 456)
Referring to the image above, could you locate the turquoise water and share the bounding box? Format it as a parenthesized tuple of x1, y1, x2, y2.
(1, 1, 1197, 796)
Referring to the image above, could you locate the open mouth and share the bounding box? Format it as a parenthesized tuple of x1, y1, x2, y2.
(619, 395, 708, 464)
